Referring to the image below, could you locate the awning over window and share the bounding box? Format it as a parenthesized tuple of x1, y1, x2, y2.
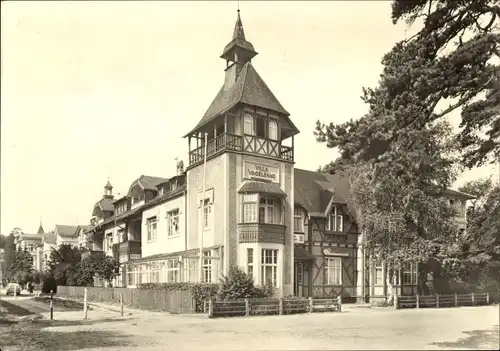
(294, 246, 315, 261)
(238, 181, 287, 197)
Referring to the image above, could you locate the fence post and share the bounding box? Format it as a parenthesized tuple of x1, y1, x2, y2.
(50, 290, 54, 320)
(436, 293, 440, 308)
(120, 293, 124, 317)
(245, 298, 250, 317)
(454, 292, 458, 307)
(471, 292, 475, 305)
(13, 286, 16, 299)
(83, 288, 88, 320)
(208, 299, 214, 318)
(279, 298, 284, 315)
(308, 297, 313, 313)
(486, 292, 490, 305)
(337, 295, 342, 312)
(416, 294, 420, 309)
(393, 294, 398, 310)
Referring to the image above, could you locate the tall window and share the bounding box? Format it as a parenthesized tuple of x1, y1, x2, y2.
(147, 216, 157, 241)
(256, 118, 266, 138)
(201, 198, 212, 229)
(203, 251, 212, 283)
(259, 197, 280, 224)
(106, 233, 113, 251)
(326, 205, 343, 231)
(247, 248, 254, 278)
(325, 257, 342, 285)
(243, 194, 258, 222)
(167, 259, 179, 282)
(167, 209, 180, 237)
(261, 249, 278, 287)
(296, 263, 304, 285)
(402, 263, 417, 285)
(268, 120, 278, 140)
(294, 206, 304, 232)
(118, 229, 126, 242)
(375, 260, 383, 285)
(244, 114, 254, 135)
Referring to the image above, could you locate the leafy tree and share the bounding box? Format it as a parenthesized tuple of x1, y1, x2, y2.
(1, 234, 16, 283)
(46, 244, 83, 286)
(218, 265, 274, 300)
(316, 0, 499, 169)
(312, 0, 500, 297)
(7, 248, 35, 285)
(65, 252, 119, 287)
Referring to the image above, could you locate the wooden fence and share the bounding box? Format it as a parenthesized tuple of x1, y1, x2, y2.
(396, 292, 493, 309)
(205, 296, 342, 318)
(56, 286, 194, 314)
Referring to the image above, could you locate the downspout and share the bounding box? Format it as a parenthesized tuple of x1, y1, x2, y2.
(184, 188, 188, 252)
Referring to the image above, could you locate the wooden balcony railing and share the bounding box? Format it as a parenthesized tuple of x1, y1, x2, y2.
(189, 133, 294, 166)
(238, 223, 286, 244)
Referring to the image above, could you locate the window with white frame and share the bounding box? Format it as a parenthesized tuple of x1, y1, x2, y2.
(375, 260, 383, 285)
(268, 120, 278, 140)
(294, 206, 304, 232)
(243, 194, 258, 222)
(244, 114, 254, 135)
(106, 233, 113, 251)
(325, 257, 342, 285)
(261, 249, 278, 287)
(201, 198, 212, 229)
(326, 205, 343, 231)
(203, 251, 212, 283)
(247, 248, 254, 278)
(259, 197, 281, 224)
(27, 244, 35, 252)
(402, 263, 417, 285)
(147, 216, 157, 241)
(167, 259, 179, 282)
(167, 209, 180, 237)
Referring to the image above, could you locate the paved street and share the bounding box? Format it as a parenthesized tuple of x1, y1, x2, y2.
(2, 298, 497, 351)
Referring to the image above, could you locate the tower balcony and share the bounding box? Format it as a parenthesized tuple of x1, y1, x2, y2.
(188, 132, 294, 167)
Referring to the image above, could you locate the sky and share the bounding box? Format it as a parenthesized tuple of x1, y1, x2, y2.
(1, 1, 498, 235)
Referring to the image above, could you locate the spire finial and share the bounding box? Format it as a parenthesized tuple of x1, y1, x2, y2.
(233, 6, 245, 40)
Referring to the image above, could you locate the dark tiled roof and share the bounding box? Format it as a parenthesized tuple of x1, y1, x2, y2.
(238, 181, 286, 197)
(141, 185, 186, 210)
(294, 168, 356, 219)
(294, 246, 315, 261)
(98, 197, 114, 212)
(43, 232, 56, 244)
(139, 175, 169, 191)
(185, 62, 290, 137)
(55, 224, 79, 238)
(19, 233, 42, 243)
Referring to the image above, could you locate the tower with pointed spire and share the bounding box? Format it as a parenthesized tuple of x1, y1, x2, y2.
(37, 220, 44, 235)
(183, 10, 299, 297)
(104, 179, 114, 199)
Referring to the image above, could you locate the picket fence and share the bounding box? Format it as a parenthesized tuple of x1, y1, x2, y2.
(395, 292, 493, 309)
(205, 296, 342, 318)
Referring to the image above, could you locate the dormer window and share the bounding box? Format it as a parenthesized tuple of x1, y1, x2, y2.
(326, 205, 343, 232)
(268, 120, 278, 140)
(159, 187, 164, 196)
(244, 114, 254, 135)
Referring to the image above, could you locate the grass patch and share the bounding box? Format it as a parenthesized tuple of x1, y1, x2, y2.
(0, 317, 134, 351)
(34, 296, 93, 311)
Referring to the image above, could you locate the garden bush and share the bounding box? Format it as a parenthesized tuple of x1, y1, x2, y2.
(41, 275, 58, 294)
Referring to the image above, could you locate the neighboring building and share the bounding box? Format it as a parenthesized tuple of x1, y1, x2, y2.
(12, 226, 44, 271)
(80, 11, 474, 300)
(54, 224, 79, 247)
(0, 248, 5, 284)
(41, 230, 57, 270)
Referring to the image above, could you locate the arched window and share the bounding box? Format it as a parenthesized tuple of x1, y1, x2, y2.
(268, 120, 278, 140)
(244, 114, 254, 135)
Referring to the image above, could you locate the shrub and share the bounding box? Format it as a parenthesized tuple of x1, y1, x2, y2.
(219, 265, 257, 300)
(42, 275, 58, 294)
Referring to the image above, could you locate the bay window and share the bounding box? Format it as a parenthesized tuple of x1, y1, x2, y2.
(242, 194, 281, 224)
(261, 249, 278, 287)
(325, 257, 342, 285)
(326, 205, 343, 231)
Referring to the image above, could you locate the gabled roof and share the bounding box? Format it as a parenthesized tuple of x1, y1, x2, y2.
(128, 175, 169, 194)
(43, 232, 56, 245)
(184, 62, 291, 137)
(294, 168, 356, 219)
(54, 224, 79, 238)
(445, 188, 476, 200)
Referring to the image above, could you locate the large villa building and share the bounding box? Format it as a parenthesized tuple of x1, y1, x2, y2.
(13, 11, 474, 301)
